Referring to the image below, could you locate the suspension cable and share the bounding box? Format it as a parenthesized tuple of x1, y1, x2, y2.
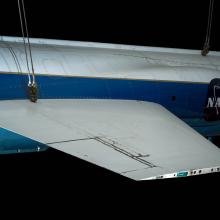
(17, 0, 31, 85)
(21, 0, 36, 84)
(17, 0, 37, 102)
(202, 0, 215, 56)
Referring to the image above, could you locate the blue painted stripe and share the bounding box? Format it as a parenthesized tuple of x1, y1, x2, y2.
(0, 73, 208, 119)
(0, 128, 48, 154)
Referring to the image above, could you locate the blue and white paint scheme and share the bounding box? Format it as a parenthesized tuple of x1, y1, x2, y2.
(1, 36, 220, 180)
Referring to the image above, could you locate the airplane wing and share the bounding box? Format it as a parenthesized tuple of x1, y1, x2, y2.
(1, 99, 220, 180)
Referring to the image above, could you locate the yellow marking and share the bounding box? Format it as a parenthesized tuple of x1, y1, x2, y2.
(0, 70, 209, 84)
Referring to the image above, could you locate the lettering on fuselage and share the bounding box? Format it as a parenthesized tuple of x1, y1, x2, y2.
(204, 79, 220, 121)
(207, 97, 220, 108)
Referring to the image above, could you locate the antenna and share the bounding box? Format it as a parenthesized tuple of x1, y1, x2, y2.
(17, 0, 38, 102)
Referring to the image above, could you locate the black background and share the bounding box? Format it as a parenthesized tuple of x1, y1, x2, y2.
(0, 0, 220, 194)
(1, 0, 220, 50)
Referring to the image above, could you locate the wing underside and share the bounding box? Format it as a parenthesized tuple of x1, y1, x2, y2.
(1, 99, 220, 180)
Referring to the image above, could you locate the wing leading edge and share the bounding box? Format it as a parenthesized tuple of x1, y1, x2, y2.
(0, 99, 220, 180)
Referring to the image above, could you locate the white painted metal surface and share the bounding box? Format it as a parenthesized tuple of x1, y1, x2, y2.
(1, 99, 220, 180)
(0, 36, 220, 83)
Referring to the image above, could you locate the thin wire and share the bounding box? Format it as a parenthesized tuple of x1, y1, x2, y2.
(21, 0, 36, 84)
(209, 0, 214, 44)
(204, 0, 214, 48)
(17, 0, 31, 85)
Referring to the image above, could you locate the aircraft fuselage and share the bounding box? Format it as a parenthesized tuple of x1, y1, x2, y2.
(0, 36, 220, 154)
